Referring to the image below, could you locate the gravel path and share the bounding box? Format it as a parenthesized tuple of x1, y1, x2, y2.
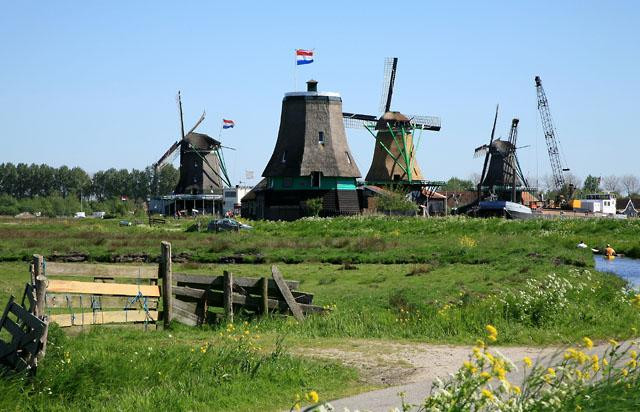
(296, 339, 614, 412)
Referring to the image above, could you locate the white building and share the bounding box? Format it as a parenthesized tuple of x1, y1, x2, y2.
(575, 193, 617, 215)
(223, 186, 252, 216)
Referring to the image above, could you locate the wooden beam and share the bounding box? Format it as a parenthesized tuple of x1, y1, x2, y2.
(49, 310, 158, 327)
(33, 255, 46, 318)
(46, 280, 160, 298)
(261, 276, 269, 316)
(172, 299, 199, 326)
(45, 294, 158, 310)
(223, 271, 233, 323)
(161, 241, 172, 327)
(271, 266, 304, 321)
(173, 273, 300, 291)
(45, 262, 158, 279)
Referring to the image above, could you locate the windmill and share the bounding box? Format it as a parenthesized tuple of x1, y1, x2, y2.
(153, 92, 231, 195)
(342, 57, 441, 184)
(474, 107, 529, 202)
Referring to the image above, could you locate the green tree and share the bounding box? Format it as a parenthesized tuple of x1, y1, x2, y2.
(583, 175, 601, 193)
(441, 177, 474, 192)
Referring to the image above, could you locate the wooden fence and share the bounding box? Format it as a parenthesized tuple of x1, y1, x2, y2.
(0, 283, 48, 374)
(162, 244, 325, 326)
(33, 254, 161, 328)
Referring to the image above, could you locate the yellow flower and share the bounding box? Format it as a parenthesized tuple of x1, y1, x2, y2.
(631, 350, 638, 360)
(481, 388, 495, 400)
(603, 358, 609, 367)
(622, 368, 629, 377)
(480, 371, 492, 380)
(547, 367, 556, 377)
(512, 385, 521, 394)
(627, 359, 637, 369)
(294, 402, 301, 411)
(487, 334, 497, 342)
(476, 339, 486, 348)
(609, 339, 620, 347)
(582, 337, 593, 349)
(306, 390, 319, 403)
(523, 357, 533, 367)
(486, 324, 498, 336)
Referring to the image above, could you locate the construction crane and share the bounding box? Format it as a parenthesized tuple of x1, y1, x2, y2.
(535, 76, 569, 192)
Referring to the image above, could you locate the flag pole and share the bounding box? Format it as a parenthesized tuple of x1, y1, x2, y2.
(218, 120, 224, 140)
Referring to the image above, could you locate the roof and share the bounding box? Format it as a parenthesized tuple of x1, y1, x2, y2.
(241, 178, 268, 202)
(185, 132, 221, 151)
(263, 85, 361, 178)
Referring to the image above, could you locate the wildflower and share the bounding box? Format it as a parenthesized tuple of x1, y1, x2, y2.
(582, 337, 593, 349)
(481, 388, 495, 401)
(631, 350, 638, 360)
(628, 359, 637, 369)
(486, 325, 498, 342)
(523, 357, 533, 367)
(306, 390, 319, 403)
(622, 368, 629, 377)
(480, 371, 491, 380)
(512, 385, 521, 395)
(609, 339, 620, 347)
(476, 339, 486, 349)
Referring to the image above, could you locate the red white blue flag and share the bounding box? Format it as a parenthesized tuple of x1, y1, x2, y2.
(222, 119, 235, 129)
(296, 49, 314, 65)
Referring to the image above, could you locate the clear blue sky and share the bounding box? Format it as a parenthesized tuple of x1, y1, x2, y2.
(2, 1, 638, 186)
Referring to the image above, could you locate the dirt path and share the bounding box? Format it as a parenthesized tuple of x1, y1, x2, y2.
(293, 339, 616, 411)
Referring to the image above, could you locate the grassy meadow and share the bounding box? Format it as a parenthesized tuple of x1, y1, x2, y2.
(1, 216, 640, 410)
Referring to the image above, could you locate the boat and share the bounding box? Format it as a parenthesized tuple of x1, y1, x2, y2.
(477, 200, 534, 220)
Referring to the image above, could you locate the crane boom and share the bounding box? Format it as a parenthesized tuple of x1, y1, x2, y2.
(535, 76, 566, 190)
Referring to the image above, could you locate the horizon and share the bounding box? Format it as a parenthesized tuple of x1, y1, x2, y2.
(2, 1, 638, 186)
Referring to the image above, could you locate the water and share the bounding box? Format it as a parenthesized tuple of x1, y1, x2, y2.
(594, 255, 640, 287)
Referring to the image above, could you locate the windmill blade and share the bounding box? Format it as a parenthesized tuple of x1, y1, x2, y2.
(406, 115, 442, 131)
(478, 104, 499, 186)
(473, 145, 490, 158)
(378, 57, 398, 114)
(342, 112, 378, 129)
(185, 110, 206, 136)
(154, 140, 181, 170)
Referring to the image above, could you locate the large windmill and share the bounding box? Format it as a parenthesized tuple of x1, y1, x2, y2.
(474, 106, 529, 202)
(154, 92, 231, 195)
(342, 57, 441, 184)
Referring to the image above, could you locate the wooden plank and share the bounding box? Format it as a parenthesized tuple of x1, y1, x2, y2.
(223, 271, 233, 322)
(45, 294, 158, 310)
(161, 241, 172, 327)
(49, 310, 158, 327)
(33, 255, 45, 318)
(47, 280, 160, 298)
(173, 286, 325, 315)
(172, 300, 199, 326)
(173, 273, 300, 291)
(271, 266, 304, 321)
(45, 262, 158, 279)
(261, 277, 268, 316)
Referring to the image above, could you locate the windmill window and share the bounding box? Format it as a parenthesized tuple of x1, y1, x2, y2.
(318, 131, 325, 144)
(281, 151, 287, 163)
(345, 151, 351, 165)
(311, 171, 321, 188)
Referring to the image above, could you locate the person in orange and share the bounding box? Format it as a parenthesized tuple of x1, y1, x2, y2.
(604, 244, 616, 257)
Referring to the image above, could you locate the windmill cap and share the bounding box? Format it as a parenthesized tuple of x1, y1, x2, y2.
(375, 111, 410, 130)
(306, 79, 318, 92)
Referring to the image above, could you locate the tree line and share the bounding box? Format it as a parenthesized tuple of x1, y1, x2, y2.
(0, 162, 179, 201)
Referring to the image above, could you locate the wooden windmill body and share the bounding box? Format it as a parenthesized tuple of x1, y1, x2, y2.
(343, 57, 441, 185)
(153, 92, 231, 195)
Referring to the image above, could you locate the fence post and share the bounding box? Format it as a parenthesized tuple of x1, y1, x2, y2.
(223, 270, 233, 323)
(261, 276, 269, 316)
(33, 255, 46, 318)
(161, 241, 173, 328)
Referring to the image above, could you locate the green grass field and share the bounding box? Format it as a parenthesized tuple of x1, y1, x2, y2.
(1, 216, 640, 410)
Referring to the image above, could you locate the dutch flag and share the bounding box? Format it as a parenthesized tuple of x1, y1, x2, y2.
(222, 119, 235, 129)
(296, 49, 314, 65)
